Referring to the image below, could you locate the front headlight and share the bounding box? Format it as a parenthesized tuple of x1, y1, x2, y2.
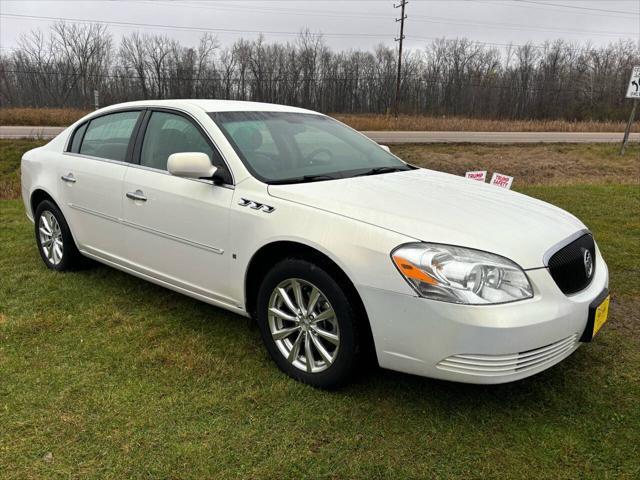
(391, 243, 533, 305)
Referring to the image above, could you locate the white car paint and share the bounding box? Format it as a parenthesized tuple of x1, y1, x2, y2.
(21, 99, 609, 384)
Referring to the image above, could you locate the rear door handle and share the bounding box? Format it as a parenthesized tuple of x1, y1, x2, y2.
(61, 173, 76, 183)
(126, 190, 147, 202)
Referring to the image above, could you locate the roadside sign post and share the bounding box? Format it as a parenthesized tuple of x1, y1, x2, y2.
(94, 90, 99, 110)
(620, 66, 640, 155)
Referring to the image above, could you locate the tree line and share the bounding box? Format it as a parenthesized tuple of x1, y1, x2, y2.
(1, 22, 638, 120)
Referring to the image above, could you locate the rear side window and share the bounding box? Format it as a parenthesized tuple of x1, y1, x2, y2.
(140, 111, 231, 183)
(79, 111, 140, 162)
(69, 122, 87, 153)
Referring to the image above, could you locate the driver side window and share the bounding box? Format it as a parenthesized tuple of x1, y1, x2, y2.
(140, 111, 231, 183)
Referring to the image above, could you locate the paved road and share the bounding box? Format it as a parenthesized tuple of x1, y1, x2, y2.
(364, 131, 640, 144)
(1, 125, 638, 143)
(0, 126, 67, 139)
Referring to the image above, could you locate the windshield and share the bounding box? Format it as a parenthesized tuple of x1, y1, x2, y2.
(209, 111, 410, 183)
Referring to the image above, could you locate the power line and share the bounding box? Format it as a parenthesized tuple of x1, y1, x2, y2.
(0, 13, 392, 39)
(1, 10, 636, 41)
(147, 1, 392, 19)
(1, 12, 637, 58)
(475, 0, 638, 19)
(138, 0, 640, 16)
(513, 0, 639, 15)
(143, 1, 638, 36)
(408, 14, 637, 36)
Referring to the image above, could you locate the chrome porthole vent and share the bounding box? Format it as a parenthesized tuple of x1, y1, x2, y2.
(238, 198, 276, 213)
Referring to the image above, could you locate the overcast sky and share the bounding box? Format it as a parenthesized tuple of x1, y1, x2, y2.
(1, 0, 639, 54)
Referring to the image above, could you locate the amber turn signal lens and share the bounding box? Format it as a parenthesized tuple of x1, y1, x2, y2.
(392, 255, 438, 285)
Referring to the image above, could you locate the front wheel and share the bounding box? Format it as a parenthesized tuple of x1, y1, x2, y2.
(256, 258, 362, 388)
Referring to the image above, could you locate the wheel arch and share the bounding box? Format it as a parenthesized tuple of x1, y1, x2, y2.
(30, 188, 58, 216)
(244, 240, 377, 359)
(30, 188, 81, 250)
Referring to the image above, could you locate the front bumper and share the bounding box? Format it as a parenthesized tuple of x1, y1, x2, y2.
(359, 247, 609, 384)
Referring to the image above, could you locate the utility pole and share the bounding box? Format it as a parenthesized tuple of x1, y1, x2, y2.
(393, 0, 407, 118)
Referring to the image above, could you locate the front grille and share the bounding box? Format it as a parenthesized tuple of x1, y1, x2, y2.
(547, 233, 596, 295)
(436, 334, 579, 377)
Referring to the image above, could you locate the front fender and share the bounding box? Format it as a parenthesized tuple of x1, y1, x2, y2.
(228, 186, 416, 308)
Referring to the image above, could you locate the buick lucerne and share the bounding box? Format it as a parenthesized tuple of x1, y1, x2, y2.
(21, 100, 610, 388)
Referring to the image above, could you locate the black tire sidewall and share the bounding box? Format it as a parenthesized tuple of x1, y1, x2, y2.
(34, 200, 80, 271)
(256, 258, 360, 389)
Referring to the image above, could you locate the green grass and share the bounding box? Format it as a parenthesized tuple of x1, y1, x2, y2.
(518, 184, 640, 297)
(0, 139, 47, 199)
(1, 180, 639, 478)
(1, 140, 639, 477)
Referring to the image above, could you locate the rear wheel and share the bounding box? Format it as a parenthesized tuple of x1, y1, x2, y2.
(34, 200, 83, 271)
(256, 258, 362, 388)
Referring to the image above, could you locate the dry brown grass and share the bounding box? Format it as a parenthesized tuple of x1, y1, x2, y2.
(391, 143, 640, 186)
(335, 114, 639, 133)
(1, 107, 637, 132)
(0, 108, 90, 127)
(2, 140, 637, 202)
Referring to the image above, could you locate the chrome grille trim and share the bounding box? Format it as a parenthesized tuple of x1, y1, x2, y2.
(547, 233, 596, 295)
(436, 334, 579, 377)
(542, 228, 590, 266)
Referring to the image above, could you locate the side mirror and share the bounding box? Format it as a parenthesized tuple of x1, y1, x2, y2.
(379, 144, 391, 153)
(167, 152, 216, 179)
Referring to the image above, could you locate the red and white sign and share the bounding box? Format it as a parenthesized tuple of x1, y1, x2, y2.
(465, 170, 487, 182)
(490, 172, 514, 189)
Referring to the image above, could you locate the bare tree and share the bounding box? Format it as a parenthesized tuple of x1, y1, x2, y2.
(1, 22, 639, 121)
(120, 32, 149, 99)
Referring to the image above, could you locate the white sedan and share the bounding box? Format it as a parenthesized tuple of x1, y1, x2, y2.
(21, 100, 610, 388)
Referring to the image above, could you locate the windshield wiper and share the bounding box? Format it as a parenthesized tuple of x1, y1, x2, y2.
(301, 174, 338, 182)
(269, 174, 339, 185)
(353, 166, 410, 177)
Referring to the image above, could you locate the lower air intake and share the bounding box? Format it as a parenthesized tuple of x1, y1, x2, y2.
(436, 334, 579, 377)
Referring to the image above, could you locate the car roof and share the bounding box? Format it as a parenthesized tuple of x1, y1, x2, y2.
(98, 99, 322, 115)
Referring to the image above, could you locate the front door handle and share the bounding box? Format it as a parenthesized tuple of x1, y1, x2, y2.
(61, 173, 76, 183)
(126, 190, 147, 202)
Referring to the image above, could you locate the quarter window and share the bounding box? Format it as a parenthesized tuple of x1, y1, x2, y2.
(140, 111, 230, 183)
(79, 111, 140, 162)
(69, 122, 87, 153)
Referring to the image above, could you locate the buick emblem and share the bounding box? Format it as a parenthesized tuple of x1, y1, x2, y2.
(583, 249, 594, 279)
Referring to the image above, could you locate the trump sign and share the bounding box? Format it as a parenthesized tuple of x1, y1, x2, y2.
(490, 172, 514, 189)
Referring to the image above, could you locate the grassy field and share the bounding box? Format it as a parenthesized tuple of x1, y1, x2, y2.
(2, 107, 638, 132)
(334, 114, 639, 133)
(0, 139, 46, 199)
(1, 140, 639, 479)
(0, 108, 90, 128)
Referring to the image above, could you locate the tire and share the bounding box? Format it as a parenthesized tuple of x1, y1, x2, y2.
(34, 200, 84, 271)
(256, 258, 362, 389)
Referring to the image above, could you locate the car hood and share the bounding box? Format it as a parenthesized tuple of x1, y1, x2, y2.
(268, 168, 587, 269)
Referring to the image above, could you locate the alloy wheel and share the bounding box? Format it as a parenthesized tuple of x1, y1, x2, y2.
(268, 278, 340, 373)
(38, 210, 64, 265)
